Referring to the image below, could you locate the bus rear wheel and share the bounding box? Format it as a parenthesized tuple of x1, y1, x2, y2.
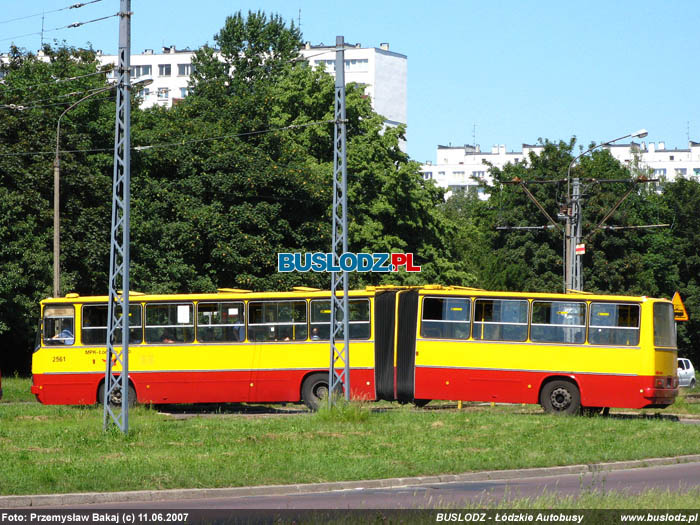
(540, 380, 580, 415)
(301, 373, 329, 411)
(98, 381, 137, 408)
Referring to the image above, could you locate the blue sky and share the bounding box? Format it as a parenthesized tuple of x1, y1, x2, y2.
(3, 0, 699, 163)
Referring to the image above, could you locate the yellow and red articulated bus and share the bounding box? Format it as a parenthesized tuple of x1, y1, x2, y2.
(31, 285, 679, 414)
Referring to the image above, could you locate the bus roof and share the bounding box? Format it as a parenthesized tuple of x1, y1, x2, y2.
(39, 285, 670, 306)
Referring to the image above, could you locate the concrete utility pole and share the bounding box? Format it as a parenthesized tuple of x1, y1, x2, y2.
(329, 35, 350, 407)
(103, 0, 132, 433)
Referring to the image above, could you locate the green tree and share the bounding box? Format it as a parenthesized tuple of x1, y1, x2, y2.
(0, 45, 115, 374)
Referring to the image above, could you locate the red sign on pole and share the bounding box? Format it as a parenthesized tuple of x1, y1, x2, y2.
(575, 243, 586, 255)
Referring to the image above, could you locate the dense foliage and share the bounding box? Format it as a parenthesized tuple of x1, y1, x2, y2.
(0, 11, 698, 374)
(442, 140, 700, 362)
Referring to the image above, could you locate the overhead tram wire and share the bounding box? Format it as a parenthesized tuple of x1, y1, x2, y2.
(0, 85, 115, 110)
(0, 11, 119, 44)
(0, 70, 112, 93)
(132, 119, 335, 152)
(0, 0, 104, 25)
(0, 119, 336, 157)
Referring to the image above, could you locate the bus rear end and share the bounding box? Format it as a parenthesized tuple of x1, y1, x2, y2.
(642, 300, 679, 408)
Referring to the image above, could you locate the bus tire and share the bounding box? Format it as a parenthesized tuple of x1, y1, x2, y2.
(413, 399, 431, 408)
(98, 380, 137, 408)
(540, 380, 580, 415)
(301, 373, 329, 411)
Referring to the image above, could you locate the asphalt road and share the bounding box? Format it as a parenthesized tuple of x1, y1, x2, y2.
(39, 460, 700, 509)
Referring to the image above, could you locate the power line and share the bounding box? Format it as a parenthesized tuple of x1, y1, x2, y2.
(0, 119, 335, 157)
(133, 119, 334, 151)
(0, 0, 104, 25)
(0, 11, 118, 44)
(0, 70, 111, 94)
(0, 85, 111, 110)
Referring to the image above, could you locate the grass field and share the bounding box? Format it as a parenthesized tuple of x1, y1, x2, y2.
(1, 376, 700, 499)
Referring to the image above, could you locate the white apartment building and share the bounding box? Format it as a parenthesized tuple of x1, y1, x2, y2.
(421, 141, 700, 196)
(608, 141, 700, 181)
(299, 42, 406, 127)
(97, 46, 195, 107)
(94, 42, 407, 129)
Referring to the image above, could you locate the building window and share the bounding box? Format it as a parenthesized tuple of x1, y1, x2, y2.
(158, 64, 171, 76)
(157, 88, 169, 100)
(472, 171, 486, 178)
(346, 58, 368, 71)
(676, 168, 687, 176)
(180, 87, 189, 98)
(670, 155, 675, 161)
(316, 59, 335, 71)
(423, 172, 432, 180)
(137, 88, 150, 98)
(132, 65, 152, 78)
(177, 63, 192, 76)
(694, 168, 700, 176)
(654, 169, 667, 177)
(438, 171, 446, 178)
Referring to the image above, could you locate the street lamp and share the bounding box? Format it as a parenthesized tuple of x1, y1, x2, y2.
(563, 128, 648, 292)
(52, 76, 152, 297)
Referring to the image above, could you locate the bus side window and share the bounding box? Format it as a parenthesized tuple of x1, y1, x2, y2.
(197, 301, 245, 343)
(473, 299, 528, 342)
(310, 298, 370, 340)
(43, 306, 75, 346)
(248, 300, 307, 342)
(589, 303, 640, 346)
(83, 304, 142, 345)
(421, 297, 470, 340)
(145, 303, 194, 344)
(530, 301, 586, 344)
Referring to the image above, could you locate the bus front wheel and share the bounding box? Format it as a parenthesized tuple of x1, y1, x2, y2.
(301, 373, 329, 411)
(540, 380, 580, 415)
(98, 381, 137, 408)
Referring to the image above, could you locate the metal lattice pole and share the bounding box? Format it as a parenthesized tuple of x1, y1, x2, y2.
(329, 35, 350, 407)
(103, 0, 131, 433)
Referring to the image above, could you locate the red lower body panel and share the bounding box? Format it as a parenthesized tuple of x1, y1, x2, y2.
(414, 367, 677, 409)
(32, 368, 376, 406)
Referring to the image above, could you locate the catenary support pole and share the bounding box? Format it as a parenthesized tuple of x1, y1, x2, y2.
(103, 0, 132, 433)
(329, 35, 350, 407)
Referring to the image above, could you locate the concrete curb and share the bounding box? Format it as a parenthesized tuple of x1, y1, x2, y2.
(2, 454, 700, 508)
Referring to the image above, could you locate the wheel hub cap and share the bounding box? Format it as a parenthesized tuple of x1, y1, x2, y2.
(551, 387, 571, 410)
